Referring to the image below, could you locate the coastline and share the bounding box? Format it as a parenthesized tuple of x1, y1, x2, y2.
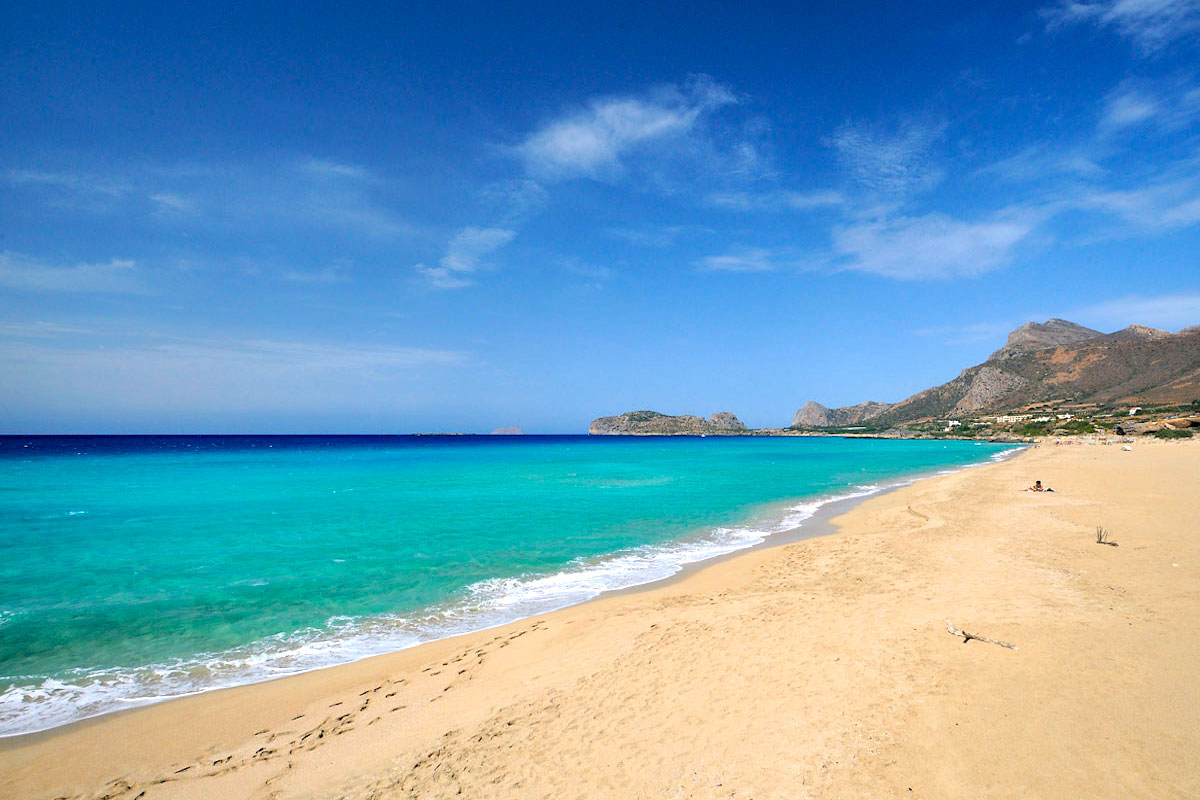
(0, 440, 1020, 741)
(3, 438, 1197, 799)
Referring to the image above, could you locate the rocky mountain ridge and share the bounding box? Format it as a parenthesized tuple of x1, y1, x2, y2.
(792, 320, 1200, 428)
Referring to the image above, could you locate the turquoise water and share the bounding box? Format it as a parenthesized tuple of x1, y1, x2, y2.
(0, 435, 1018, 735)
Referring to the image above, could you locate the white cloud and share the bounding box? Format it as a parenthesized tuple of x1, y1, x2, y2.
(832, 212, 1037, 279)
(440, 227, 516, 272)
(1099, 79, 1200, 133)
(830, 119, 945, 197)
(1079, 177, 1200, 229)
(980, 144, 1106, 183)
(413, 264, 476, 289)
(296, 158, 373, 181)
(516, 76, 737, 180)
(1041, 0, 1200, 53)
(1101, 87, 1161, 130)
(149, 192, 196, 214)
(480, 179, 547, 226)
(5, 169, 131, 198)
(699, 248, 782, 272)
(8, 158, 416, 240)
(706, 189, 845, 212)
(282, 261, 352, 284)
(0, 321, 95, 338)
(413, 226, 517, 289)
(0, 252, 146, 293)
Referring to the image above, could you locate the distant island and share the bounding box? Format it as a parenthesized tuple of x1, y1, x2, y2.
(491, 426, 525, 435)
(589, 411, 752, 436)
(589, 319, 1200, 440)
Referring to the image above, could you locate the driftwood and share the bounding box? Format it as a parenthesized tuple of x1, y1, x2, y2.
(945, 619, 1017, 650)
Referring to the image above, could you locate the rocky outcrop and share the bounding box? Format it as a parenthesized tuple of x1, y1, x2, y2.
(996, 318, 1102, 355)
(1102, 324, 1170, 343)
(589, 411, 749, 435)
(790, 401, 892, 428)
(950, 366, 1031, 414)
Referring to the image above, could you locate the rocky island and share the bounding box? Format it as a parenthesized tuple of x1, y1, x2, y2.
(588, 410, 750, 436)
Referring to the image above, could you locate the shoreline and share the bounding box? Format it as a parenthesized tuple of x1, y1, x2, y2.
(4, 438, 1196, 799)
(0, 443, 1022, 743)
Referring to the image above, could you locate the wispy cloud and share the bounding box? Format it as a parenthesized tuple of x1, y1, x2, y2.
(516, 75, 737, 181)
(606, 224, 712, 248)
(0, 252, 147, 294)
(7, 157, 417, 240)
(1100, 85, 1162, 131)
(479, 179, 547, 226)
(295, 158, 374, 181)
(832, 211, 1038, 279)
(980, 144, 1106, 183)
(440, 227, 516, 272)
(415, 226, 517, 289)
(282, 260, 353, 284)
(1072, 291, 1200, 329)
(0, 321, 95, 338)
(1041, 0, 1200, 53)
(0, 328, 470, 421)
(830, 118, 945, 198)
(1099, 79, 1200, 133)
(1078, 175, 1200, 229)
(5, 169, 132, 198)
(706, 189, 845, 212)
(149, 191, 197, 215)
(698, 247, 784, 273)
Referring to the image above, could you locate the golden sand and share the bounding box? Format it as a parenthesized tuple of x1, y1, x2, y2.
(3, 438, 1198, 799)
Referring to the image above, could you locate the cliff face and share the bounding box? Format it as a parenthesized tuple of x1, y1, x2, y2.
(589, 410, 749, 435)
(790, 401, 892, 428)
(791, 321, 1200, 427)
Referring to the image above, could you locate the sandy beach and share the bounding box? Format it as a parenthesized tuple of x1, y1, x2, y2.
(2, 438, 1197, 800)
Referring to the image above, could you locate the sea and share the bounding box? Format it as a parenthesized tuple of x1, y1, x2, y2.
(0, 434, 1020, 736)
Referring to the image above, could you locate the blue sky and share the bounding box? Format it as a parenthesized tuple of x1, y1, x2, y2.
(2, 1, 1199, 433)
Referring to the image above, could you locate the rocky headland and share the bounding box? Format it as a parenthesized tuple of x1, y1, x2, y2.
(588, 411, 750, 436)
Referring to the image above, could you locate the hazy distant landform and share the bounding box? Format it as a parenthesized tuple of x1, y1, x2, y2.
(591, 319, 1200, 437)
(589, 411, 749, 436)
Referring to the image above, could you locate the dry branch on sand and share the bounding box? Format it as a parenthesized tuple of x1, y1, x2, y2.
(1095, 526, 1118, 546)
(945, 619, 1017, 650)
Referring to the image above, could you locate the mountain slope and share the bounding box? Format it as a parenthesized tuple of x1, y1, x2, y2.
(792, 321, 1200, 427)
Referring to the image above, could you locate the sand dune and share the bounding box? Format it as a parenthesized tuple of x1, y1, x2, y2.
(3, 438, 1198, 799)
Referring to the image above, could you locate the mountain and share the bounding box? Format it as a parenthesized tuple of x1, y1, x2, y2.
(792, 321, 1200, 428)
(589, 411, 748, 435)
(998, 318, 1102, 353)
(790, 401, 892, 428)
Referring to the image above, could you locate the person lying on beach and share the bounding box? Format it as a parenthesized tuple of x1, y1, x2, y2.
(1025, 480, 1054, 492)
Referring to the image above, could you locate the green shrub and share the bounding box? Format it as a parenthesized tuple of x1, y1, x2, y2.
(1057, 419, 1096, 435)
(1152, 428, 1194, 439)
